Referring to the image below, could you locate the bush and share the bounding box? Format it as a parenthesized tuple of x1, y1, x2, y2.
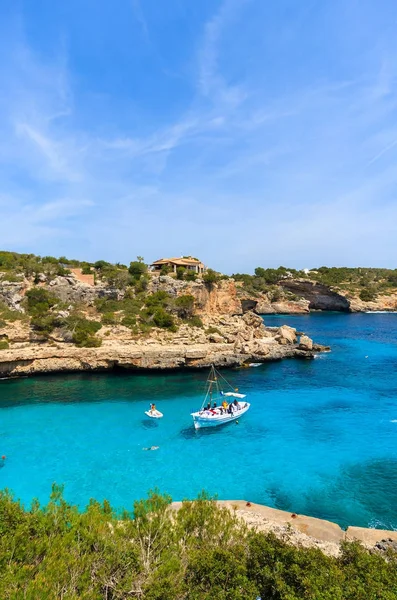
(128, 259, 147, 279)
(25, 288, 58, 317)
(66, 316, 102, 348)
(145, 291, 171, 310)
(187, 315, 204, 328)
(4, 489, 397, 597)
(174, 295, 195, 319)
(176, 266, 185, 280)
(121, 315, 137, 328)
(359, 288, 377, 302)
(203, 269, 220, 284)
(152, 308, 176, 330)
(185, 270, 197, 281)
(30, 315, 64, 334)
(101, 312, 118, 325)
(1, 488, 396, 599)
(205, 326, 222, 336)
(160, 264, 172, 275)
(0, 339, 9, 350)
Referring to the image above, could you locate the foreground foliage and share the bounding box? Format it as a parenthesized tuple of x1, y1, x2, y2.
(0, 487, 396, 599)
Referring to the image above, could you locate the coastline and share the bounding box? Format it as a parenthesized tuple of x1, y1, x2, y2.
(172, 500, 397, 557)
(0, 337, 326, 379)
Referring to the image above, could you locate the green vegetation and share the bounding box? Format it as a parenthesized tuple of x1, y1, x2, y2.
(0, 301, 26, 324)
(186, 315, 204, 328)
(66, 316, 102, 347)
(174, 295, 195, 320)
(203, 268, 221, 284)
(205, 326, 222, 336)
(233, 265, 397, 302)
(0, 487, 396, 599)
(0, 339, 9, 349)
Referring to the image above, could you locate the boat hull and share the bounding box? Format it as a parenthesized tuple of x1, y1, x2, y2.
(191, 402, 250, 429)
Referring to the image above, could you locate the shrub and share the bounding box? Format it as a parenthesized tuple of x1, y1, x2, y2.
(128, 259, 147, 279)
(174, 295, 195, 319)
(25, 288, 58, 317)
(203, 269, 220, 284)
(145, 291, 171, 310)
(160, 264, 172, 275)
(152, 308, 176, 330)
(0, 302, 26, 323)
(101, 312, 118, 325)
(176, 266, 185, 280)
(30, 315, 64, 334)
(121, 315, 137, 328)
(185, 270, 197, 281)
(0, 339, 9, 350)
(66, 316, 102, 348)
(187, 315, 204, 328)
(359, 288, 377, 302)
(205, 326, 222, 336)
(0, 488, 397, 598)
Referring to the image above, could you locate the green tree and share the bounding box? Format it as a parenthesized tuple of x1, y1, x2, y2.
(203, 269, 220, 284)
(129, 259, 147, 279)
(176, 266, 186, 280)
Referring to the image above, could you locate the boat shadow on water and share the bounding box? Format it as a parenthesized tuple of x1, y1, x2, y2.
(179, 420, 241, 440)
(141, 419, 159, 429)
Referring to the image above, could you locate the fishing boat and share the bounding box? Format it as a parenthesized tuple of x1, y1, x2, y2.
(191, 365, 250, 429)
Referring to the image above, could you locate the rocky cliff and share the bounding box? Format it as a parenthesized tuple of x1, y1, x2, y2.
(239, 279, 397, 314)
(0, 310, 328, 378)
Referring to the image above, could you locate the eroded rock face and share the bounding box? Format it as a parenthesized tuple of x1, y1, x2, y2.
(299, 335, 313, 350)
(0, 310, 327, 378)
(276, 325, 297, 344)
(280, 279, 350, 312)
(0, 279, 27, 311)
(47, 276, 122, 305)
(148, 276, 242, 316)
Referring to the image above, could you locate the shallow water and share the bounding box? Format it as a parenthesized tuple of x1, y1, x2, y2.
(1, 313, 397, 529)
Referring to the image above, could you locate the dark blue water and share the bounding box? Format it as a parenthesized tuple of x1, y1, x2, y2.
(1, 313, 396, 529)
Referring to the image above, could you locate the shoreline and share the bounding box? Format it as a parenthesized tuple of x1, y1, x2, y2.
(0, 337, 328, 380)
(172, 500, 397, 557)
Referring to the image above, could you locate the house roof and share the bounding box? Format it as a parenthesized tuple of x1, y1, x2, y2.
(151, 257, 203, 266)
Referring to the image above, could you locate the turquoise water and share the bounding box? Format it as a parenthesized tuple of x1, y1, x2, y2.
(1, 313, 397, 529)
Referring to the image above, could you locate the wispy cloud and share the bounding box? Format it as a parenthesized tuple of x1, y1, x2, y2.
(1, 0, 397, 268)
(131, 0, 150, 44)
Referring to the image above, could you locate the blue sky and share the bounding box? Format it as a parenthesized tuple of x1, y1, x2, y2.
(0, 0, 396, 273)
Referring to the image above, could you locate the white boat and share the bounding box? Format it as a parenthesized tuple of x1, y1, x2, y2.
(191, 365, 250, 429)
(145, 407, 163, 419)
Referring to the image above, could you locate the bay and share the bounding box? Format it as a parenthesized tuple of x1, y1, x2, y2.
(1, 313, 396, 529)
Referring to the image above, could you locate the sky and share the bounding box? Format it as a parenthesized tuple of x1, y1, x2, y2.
(0, 0, 397, 273)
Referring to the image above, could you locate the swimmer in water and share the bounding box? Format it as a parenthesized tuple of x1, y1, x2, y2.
(143, 446, 159, 451)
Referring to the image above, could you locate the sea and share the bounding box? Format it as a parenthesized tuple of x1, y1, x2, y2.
(1, 312, 396, 530)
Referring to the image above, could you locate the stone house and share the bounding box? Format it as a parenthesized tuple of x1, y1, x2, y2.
(150, 257, 206, 275)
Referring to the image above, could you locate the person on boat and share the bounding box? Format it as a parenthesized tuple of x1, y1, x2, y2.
(209, 402, 218, 415)
(206, 401, 211, 410)
(150, 403, 157, 414)
(233, 398, 240, 410)
(221, 399, 228, 414)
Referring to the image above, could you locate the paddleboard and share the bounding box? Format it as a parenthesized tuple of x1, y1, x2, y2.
(145, 410, 163, 419)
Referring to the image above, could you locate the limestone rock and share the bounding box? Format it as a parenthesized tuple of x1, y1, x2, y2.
(208, 333, 224, 343)
(0, 279, 27, 311)
(276, 325, 297, 344)
(299, 335, 313, 350)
